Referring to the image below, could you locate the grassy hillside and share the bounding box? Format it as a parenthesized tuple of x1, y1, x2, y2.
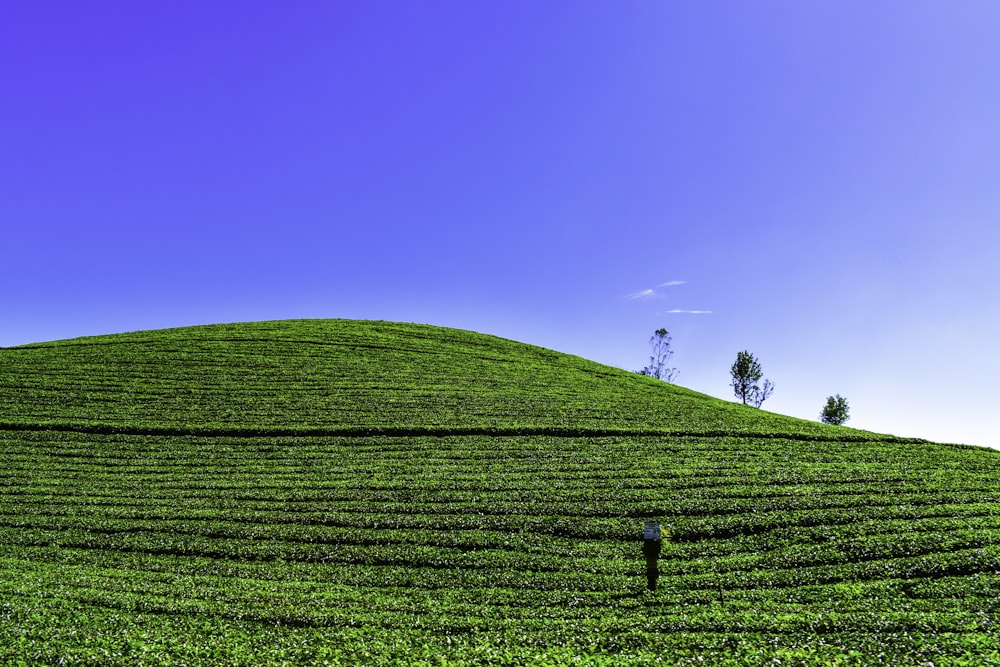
(1, 319, 862, 437)
(1, 319, 998, 665)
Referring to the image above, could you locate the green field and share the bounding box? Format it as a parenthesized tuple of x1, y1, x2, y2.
(1, 319, 998, 665)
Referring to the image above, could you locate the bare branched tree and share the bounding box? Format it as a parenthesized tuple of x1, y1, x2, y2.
(639, 328, 678, 383)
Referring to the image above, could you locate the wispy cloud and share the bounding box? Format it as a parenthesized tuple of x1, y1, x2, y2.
(626, 288, 658, 300)
(627, 282, 712, 313)
(626, 280, 686, 301)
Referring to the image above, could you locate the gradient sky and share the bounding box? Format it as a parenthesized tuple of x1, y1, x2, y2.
(3, 2, 999, 449)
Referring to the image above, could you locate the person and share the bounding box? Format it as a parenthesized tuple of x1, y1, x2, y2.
(642, 537, 661, 591)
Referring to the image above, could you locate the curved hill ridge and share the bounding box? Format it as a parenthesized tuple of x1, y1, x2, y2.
(4, 318, 885, 440)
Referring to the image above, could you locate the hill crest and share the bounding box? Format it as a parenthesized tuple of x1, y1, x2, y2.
(1, 318, 904, 442)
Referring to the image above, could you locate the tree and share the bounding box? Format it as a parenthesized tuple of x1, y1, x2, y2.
(729, 350, 774, 408)
(639, 328, 678, 383)
(820, 394, 850, 425)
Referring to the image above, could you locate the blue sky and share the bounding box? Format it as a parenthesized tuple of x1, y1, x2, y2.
(3, 2, 999, 448)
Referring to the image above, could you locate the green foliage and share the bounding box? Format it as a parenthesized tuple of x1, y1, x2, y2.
(822, 394, 851, 425)
(729, 350, 774, 408)
(1, 429, 999, 664)
(0, 319, 998, 665)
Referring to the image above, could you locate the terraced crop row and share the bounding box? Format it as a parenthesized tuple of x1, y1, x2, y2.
(2, 428, 999, 664)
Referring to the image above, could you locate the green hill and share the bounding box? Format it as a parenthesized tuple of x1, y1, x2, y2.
(1, 319, 998, 665)
(0, 319, 857, 437)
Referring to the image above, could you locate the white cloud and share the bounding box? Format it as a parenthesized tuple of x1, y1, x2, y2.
(665, 309, 713, 314)
(626, 281, 687, 301)
(626, 288, 658, 300)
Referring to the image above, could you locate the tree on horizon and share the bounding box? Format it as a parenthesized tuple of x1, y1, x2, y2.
(639, 328, 678, 383)
(821, 394, 850, 425)
(730, 350, 774, 408)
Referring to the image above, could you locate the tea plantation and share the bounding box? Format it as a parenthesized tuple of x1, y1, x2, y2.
(1, 319, 998, 665)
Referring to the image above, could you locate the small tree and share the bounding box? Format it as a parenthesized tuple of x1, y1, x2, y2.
(730, 350, 774, 408)
(821, 394, 850, 425)
(639, 328, 678, 383)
